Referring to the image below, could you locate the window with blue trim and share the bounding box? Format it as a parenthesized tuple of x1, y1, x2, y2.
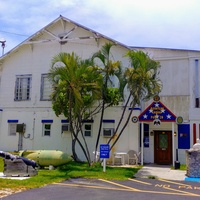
(8, 124, 17, 136)
(61, 120, 70, 133)
(102, 119, 115, 137)
(42, 120, 53, 136)
(7, 120, 18, 136)
(84, 124, 92, 137)
(43, 124, 51, 136)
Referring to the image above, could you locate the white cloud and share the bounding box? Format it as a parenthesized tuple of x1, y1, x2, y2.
(1, 0, 200, 52)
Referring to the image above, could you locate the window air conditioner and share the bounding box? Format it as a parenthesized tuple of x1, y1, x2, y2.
(103, 128, 114, 137)
(62, 124, 70, 132)
(16, 123, 26, 133)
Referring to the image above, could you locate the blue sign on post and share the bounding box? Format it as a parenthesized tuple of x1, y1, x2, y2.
(100, 144, 110, 159)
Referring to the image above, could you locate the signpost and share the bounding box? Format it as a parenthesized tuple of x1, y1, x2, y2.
(100, 144, 110, 172)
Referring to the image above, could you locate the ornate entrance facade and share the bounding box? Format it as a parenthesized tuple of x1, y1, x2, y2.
(138, 96, 177, 165)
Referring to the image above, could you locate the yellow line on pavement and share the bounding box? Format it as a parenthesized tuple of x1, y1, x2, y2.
(155, 184, 200, 197)
(54, 181, 200, 197)
(54, 182, 131, 191)
(98, 179, 140, 191)
(128, 178, 152, 185)
(136, 189, 199, 196)
(158, 178, 192, 186)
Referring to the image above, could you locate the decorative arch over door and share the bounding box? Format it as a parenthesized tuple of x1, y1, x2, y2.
(138, 96, 177, 165)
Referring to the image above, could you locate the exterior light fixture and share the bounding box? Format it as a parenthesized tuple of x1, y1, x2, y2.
(174, 132, 177, 137)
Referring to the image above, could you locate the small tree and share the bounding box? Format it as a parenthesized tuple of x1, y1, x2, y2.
(92, 43, 125, 160)
(48, 52, 103, 165)
(108, 50, 162, 149)
(48, 48, 162, 165)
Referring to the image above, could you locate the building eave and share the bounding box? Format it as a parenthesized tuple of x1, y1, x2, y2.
(0, 15, 131, 62)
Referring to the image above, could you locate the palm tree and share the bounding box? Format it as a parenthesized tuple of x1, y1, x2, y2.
(109, 50, 162, 149)
(92, 43, 123, 161)
(48, 52, 103, 165)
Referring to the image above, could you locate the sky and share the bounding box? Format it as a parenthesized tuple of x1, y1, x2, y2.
(0, 0, 200, 54)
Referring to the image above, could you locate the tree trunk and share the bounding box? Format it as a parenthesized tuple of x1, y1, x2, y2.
(94, 83, 108, 162)
(71, 138, 81, 162)
(110, 103, 135, 150)
(78, 117, 91, 166)
(71, 128, 91, 165)
(94, 101, 105, 162)
(107, 93, 132, 145)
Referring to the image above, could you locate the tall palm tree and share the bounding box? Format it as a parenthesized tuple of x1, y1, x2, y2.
(48, 52, 102, 164)
(109, 50, 162, 149)
(92, 43, 123, 160)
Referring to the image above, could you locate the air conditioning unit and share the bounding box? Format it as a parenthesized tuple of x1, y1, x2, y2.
(62, 124, 70, 132)
(16, 123, 26, 133)
(103, 128, 114, 137)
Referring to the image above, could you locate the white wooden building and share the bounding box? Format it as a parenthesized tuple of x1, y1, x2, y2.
(0, 15, 199, 165)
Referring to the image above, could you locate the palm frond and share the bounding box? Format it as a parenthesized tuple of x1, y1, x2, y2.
(125, 50, 162, 105)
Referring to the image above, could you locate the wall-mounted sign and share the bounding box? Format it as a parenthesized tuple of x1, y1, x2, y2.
(153, 95, 160, 102)
(131, 116, 138, 123)
(153, 119, 161, 126)
(176, 116, 183, 124)
(138, 100, 176, 122)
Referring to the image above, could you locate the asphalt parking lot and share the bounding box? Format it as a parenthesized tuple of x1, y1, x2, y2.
(1, 178, 200, 200)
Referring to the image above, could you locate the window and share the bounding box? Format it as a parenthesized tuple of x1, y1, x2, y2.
(159, 133, 168, 149)
(103, 128, 114, 137)
(62, 124, 70, 132)
(144, 131, 149, 148)
(7, 120, 18, 136)
(84, 124, 92, 137)
(42, 120, 53, 136)
(15, 75, 31, 101)
(43, 124, 51, 136)
(41, 74, 52, 101)
(195, 59, 200, 108)
(195, 98, 200, 108)
(102, 119, 115, 137)
(8, 123, 17, 136)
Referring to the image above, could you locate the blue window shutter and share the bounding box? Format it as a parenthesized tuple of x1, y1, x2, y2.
(178, 124, 190, 149)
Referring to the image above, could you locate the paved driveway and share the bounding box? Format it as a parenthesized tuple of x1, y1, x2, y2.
(1, 178, 200, 200)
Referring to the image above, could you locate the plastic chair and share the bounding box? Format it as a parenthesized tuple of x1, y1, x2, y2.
(127, 150, 140, 165)
(112, 153, 123, 165)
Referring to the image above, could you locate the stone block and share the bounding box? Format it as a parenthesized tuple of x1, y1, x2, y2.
(3, 159, 37, 177)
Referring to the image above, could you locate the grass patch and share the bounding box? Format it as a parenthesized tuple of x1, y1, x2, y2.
(179, 164, 186, 170)
(171, 164, 186, 170)
(59, 162, 142, 180)
(0, 157, 3, 172)
(0, 158, 141, 191)
(148, 175, 156, 179)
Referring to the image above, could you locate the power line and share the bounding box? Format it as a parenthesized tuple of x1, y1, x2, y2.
(0, 30, 29, 37)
